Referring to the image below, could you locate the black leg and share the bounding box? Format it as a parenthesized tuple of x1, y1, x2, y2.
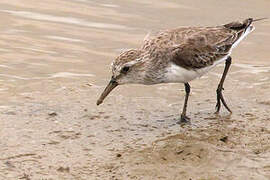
(215, 56, 232, 114)
(180, 83, 191, 123)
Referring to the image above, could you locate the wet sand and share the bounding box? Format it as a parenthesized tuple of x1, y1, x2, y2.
(0, 0, 270, 179)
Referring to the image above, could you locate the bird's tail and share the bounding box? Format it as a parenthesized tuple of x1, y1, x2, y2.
(224, 18, 267, 49)
(252, 17, 268, 22)
(243, 17, 267, 28)
(224, 17, 267, 31)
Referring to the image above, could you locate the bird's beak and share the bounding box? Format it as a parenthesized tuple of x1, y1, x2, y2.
(96, 78, 118, 105)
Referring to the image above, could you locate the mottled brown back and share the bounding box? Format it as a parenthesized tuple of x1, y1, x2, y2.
(141, 18, 254, 69)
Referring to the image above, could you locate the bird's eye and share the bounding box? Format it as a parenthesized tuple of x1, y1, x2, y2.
(121, 66, 130, 74)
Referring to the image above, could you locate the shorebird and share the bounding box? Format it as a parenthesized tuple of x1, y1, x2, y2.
(97, 18, 266, 123)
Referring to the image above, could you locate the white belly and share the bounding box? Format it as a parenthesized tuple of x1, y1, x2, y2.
(164, 55, 229, 83)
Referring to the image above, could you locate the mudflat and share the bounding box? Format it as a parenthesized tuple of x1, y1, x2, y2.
(0, 0, 270, 179)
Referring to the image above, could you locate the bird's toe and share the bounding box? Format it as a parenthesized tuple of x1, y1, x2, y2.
(177, 114, 191, 124)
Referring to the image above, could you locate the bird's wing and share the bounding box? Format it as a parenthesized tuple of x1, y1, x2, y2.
(169, 18, 255, 69)
(142, 18, 255, 69)
(170, 39, 232, 69)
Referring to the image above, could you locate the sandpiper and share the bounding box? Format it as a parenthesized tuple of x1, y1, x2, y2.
(97, 18, 266, 123)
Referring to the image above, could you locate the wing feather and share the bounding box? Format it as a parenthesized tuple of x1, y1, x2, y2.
(142, 18, 255, 70)
(170, 37, 232, 69)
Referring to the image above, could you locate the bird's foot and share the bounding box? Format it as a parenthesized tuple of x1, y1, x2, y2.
(215, 86, 232, 114)
(177, 114, 191, 124)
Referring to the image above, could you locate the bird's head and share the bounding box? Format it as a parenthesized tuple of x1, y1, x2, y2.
(97, 49, 145, 105)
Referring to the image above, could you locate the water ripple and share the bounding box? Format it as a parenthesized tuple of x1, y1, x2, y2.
(0, 72, 94, 80)
(45, 35, 84, 43)
(49, 72, 94, 78)
(1, 10, 129, 30)
(233, 63, 270, 74)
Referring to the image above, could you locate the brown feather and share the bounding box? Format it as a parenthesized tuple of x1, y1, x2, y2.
(141, 18, 256, 70)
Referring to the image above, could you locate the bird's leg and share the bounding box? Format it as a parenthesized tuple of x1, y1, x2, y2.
(215, 56, 232, 114)
(179, 83, 191, 123)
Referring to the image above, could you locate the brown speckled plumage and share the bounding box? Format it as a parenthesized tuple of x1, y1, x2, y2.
(140, 18, 252, 70)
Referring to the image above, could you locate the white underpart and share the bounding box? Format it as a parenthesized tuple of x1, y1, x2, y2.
(165, 56, 229, 83)
(165, 25, 254, 83)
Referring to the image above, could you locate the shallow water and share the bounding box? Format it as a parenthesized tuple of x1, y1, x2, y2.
(0, 0, 270, 179)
